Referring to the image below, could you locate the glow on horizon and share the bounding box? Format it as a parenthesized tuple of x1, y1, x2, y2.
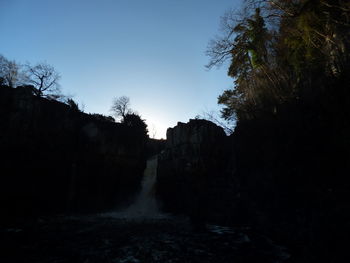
(0, 0, 242, 139)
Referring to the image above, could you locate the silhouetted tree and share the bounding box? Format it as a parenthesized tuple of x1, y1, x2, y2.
(207, 0, 350, 122)
(0, 55, 21, 88)
(122, 113, 148, 136)
(90, 113, 115, 122)
(199, 110, 234, 135)
(25, 62, 61, 97)
(66, 98, 80, 112)
(208, 8, 278, 120)
(110, 96, 133, 121)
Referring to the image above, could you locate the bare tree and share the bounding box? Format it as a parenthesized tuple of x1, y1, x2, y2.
(0, 55, 21, 88)
(25, 62, 61, 97)
(199, 110, 235, 135)
(110, 96, 133, 121)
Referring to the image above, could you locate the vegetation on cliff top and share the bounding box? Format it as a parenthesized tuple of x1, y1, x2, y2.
(0, 55, 148, 138)
(207, 0, 350, 122)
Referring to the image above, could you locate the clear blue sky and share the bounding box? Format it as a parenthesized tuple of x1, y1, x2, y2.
(1, 0, 242, 138)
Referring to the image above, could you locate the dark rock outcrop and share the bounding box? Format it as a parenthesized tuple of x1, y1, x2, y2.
(0, 86, 147, 221)
(146, 138, 166, 158)
(156, 105, 350, 262)
(157, 119, 236, 223)
(230, 102, 350, 261)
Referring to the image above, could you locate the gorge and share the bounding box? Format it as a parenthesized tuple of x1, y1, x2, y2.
(1, 75, 349, 262)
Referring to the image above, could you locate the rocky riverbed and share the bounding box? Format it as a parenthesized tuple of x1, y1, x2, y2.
(1, 214, 290, 263)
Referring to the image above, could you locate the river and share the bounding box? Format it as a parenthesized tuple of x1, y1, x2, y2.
(1, 157, 290, 262)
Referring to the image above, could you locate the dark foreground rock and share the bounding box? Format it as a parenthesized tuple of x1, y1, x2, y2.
(0, 215, 290, 263)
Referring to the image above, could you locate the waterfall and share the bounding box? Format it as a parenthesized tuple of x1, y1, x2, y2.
(126, 156, 159, 217)
(101, 155, 164, 219)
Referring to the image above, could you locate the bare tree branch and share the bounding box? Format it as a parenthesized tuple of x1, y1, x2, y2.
(24, 62, 61, 97)
(110, 96, 133, 122)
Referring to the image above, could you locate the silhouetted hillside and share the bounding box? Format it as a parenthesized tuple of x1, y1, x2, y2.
(0, 85, 148, 222)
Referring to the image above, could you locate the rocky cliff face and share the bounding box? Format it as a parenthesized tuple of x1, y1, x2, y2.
(156, 119, 236, 223)
(231, 106, 350, 260)
(156, 112, 350, 262)
(0, 86, 147, 221)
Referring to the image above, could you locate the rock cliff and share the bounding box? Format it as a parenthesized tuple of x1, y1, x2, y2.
(0, 86, 147, 221)
(156, 107, 350, 262)
(157, 119, 236, 223)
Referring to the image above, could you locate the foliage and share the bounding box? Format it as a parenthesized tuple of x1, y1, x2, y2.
(122, 113, 148, 136)
(0, 55, 63, 99)
(110, 96, 133, 121)
(66, 98, 80, 112)
(207, 0, 350, 122)
(0, 55, 21, 88)
(198, 110, 234, 135)
(110, 97, 148, 136)
(90, 113, 115, 122)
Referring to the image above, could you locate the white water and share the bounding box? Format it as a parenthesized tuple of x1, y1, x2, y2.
(125, 156, 159, 217)
(101, 156, 168, 219)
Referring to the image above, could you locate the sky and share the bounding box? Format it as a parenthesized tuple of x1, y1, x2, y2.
(0, 0, 242, 138)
